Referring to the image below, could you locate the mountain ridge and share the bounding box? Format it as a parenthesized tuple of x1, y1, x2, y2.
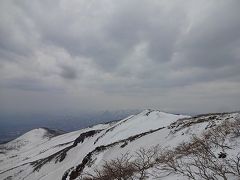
(0, 109, 240, 180)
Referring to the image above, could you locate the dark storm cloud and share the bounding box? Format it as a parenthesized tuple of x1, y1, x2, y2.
(0, 0, 240, 114)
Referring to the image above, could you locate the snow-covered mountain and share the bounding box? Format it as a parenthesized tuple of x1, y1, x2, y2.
(0, 110, 240, 180)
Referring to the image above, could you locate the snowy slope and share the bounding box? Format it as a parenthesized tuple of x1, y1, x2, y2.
(0, 110, 239, 180)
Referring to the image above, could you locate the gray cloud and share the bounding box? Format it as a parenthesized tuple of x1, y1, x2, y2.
(0, 0, 240, 114)
(59, 64, 78, 80)
(0, 78, 62, 92)
(174, 0, 240, 68)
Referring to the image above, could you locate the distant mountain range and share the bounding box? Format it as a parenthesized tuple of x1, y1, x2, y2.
(0, 109, 141, 143)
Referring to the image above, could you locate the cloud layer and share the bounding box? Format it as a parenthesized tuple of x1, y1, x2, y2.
(0, 0, 240, 114)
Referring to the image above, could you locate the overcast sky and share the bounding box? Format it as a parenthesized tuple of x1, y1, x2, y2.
(0, 0, 240, 115)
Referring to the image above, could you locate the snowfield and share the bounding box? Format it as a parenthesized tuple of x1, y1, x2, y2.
(0, 109, 239, 180)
